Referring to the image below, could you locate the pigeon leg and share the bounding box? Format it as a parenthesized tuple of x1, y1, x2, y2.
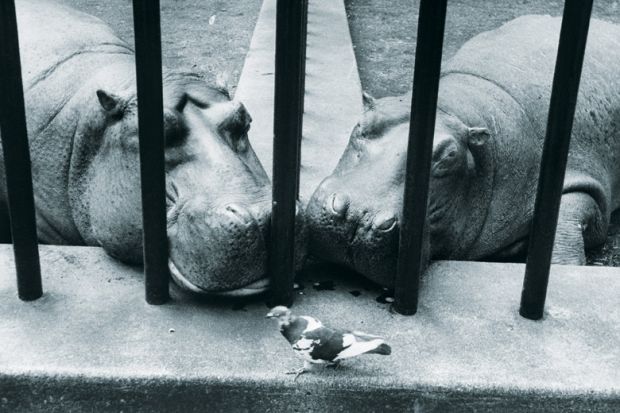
(286, 361, 312, 381)
(326, 360, 341, 369)
(285, 367, 306, 380)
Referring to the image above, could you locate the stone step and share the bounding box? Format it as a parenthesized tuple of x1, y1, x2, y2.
(0, 244, 618, 412)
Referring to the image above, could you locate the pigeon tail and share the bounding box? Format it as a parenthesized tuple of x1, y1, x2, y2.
(333, 333, 392, 360)
(350, 332, 391, 355)
(366, 342, 391, 355)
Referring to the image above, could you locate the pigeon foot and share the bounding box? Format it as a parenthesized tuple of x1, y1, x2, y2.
(286, 361, 313, 381)
(286, 367, 307, 381)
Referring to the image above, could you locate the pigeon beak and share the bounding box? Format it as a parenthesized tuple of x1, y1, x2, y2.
(265, 313, 274, 318)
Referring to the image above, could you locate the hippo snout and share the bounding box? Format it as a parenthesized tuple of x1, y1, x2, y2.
(328, 193, 350, 217)
(313, 190, 398, 232)
(224, 203, 256, 226)
(307, 188, 399, 287)
(167, 196, 307, 296)
(168, 198, 271, 295)
(325, 192, 398, 232)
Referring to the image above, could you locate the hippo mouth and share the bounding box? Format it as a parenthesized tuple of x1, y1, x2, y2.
(168, 259, 270, 297)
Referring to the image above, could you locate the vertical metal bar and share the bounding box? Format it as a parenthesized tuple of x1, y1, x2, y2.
(132, 0, 169, 305)
(0, 0, 43, 301)
(393, 0, 447, 315)
(520, 0, 593, 321)
(295, 0, 308, 199)
(269, 0, 306, 306)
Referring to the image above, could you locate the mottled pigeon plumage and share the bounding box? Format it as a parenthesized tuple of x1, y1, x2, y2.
(266, 306, 391, 379)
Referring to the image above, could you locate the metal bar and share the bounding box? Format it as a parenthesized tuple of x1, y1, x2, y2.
(520, 0, 593, 321)
(269, 0, 306, 306)
(132, 0, 169, 305)
(0, 0, 43, 301)
(393, 0, 447, 315)
(295, 0, 308, 199)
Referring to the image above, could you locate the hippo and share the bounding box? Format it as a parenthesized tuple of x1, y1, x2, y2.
(306, 15, 620, 287)
(0, 0, 281, 295)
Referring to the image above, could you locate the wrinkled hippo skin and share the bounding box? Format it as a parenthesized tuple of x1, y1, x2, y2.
(307, 15, 620, 287)
(0, 0, 296, 295)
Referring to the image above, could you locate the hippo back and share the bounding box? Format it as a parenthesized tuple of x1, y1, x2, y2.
(17, 0, 133, 87)
(441, 15, 620, 213)
(435, 16, 620, 258)
(15, 0, 134, 133)
(0, 0, 135, 244)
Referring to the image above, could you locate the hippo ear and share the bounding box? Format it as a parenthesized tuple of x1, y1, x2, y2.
(96, 90, 124, 116)
(362, 91, 376, 111)
(467, 127, 490, 147)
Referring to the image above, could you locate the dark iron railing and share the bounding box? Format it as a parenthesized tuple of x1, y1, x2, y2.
(132, 0, 170, 305)
(0, 0, 42, 301)
(393, 0, 448, 316)
(519, 0, 593, 320)
(268, 0, 308, 307)
(0, 0, 596, 322)
(295, 0, 308, 200)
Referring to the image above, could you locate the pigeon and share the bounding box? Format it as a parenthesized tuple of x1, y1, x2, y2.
(266, 306, 391, 379)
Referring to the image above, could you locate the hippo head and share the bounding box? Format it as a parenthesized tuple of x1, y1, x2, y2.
(306, 92, 490, 286)
(71, 72, 275, 296)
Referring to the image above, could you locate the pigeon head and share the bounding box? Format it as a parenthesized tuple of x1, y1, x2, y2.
(266, 306, 293, 325)
(266, 306, 291, 318)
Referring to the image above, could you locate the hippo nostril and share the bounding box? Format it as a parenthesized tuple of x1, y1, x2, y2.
(329, 193, 349, 217)
(373, 211, 397, 232)
(224, 203, 254, 225)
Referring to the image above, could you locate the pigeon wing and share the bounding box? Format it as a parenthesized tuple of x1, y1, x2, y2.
(301, 326, 348, 363)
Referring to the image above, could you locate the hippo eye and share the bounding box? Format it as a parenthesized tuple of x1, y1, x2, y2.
(163, 110, 188, 146)
(234, 137, 248, 153)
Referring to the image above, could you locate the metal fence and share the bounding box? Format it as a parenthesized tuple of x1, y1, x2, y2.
(0, 0, 594, 320)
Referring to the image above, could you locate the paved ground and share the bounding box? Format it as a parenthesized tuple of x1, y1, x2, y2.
(1, 245, 618, 411)
(58, 0, 619, 265)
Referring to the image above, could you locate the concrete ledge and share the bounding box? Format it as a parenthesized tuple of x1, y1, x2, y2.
(0, 245, 618, 412)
